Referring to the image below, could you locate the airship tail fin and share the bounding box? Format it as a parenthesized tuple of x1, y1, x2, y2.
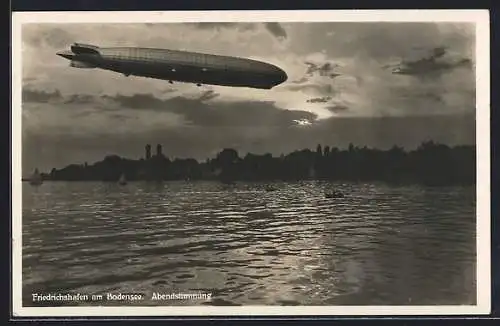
(71, 43, 100, 55)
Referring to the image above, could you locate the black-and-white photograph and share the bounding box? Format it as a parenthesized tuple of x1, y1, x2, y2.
(12, 10, 490, 316)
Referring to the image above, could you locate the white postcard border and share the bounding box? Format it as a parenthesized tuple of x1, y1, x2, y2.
(11, 9, 491, 317)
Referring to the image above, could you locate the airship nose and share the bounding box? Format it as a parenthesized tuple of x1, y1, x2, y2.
(267, 64, 287, 84)
(56, 50, 74, 60)
(277, 67, 288, 83)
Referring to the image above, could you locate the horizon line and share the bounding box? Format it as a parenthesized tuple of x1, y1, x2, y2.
(23, 140, 475, 176)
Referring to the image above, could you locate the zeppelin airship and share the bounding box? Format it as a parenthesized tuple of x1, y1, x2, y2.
(56, 43, 288, 89)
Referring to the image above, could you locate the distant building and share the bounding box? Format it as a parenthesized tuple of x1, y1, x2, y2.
(145, 144, 151, 160)
(156, 144, 162, 157)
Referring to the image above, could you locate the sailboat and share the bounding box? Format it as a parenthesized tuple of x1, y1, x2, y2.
(118, 173, 127, 185)
(29, 168, 43, 186)
(309, 165, 317, 179)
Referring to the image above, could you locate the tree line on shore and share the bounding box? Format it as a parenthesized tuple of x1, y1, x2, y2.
(42, 141, 475, 186)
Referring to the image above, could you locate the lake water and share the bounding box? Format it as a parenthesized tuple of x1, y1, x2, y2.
(21, 181, 476, 306)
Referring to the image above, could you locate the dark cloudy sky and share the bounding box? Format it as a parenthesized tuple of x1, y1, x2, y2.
(21, 22, 476, 174)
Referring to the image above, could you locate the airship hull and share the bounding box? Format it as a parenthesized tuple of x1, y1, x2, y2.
(57, 43, 288, 89)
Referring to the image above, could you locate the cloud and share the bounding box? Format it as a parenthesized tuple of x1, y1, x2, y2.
(286, 83, 335, 95)
(23, 25, 74, 48)
(264, 23, 288, 39)
(304, 61, 341, 79)
(284, 55, 344, 100)
(295, 23, 475, 62)
(397, 88, 444, 103)
(326, 105, 350, 113)
(21, 22, 475, 122)
(64, 94, 98, 104)
(22, 89, 318, 132)
(22, 89, 62, 103)
(108, 93, 317, 127)
(385, 46, 473, 78)
(291, 77, 309, 84)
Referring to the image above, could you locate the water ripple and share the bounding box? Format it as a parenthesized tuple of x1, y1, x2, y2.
(22, 181, 476, 306)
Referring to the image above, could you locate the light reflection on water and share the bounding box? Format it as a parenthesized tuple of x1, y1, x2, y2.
(22, 181, 476, 306)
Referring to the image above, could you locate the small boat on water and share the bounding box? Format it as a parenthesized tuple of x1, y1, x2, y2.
(265, 186, 277, 192)
(29, 168, 43, 186)
(325, 190, 344, 199)
(118, 173, 127, 185)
